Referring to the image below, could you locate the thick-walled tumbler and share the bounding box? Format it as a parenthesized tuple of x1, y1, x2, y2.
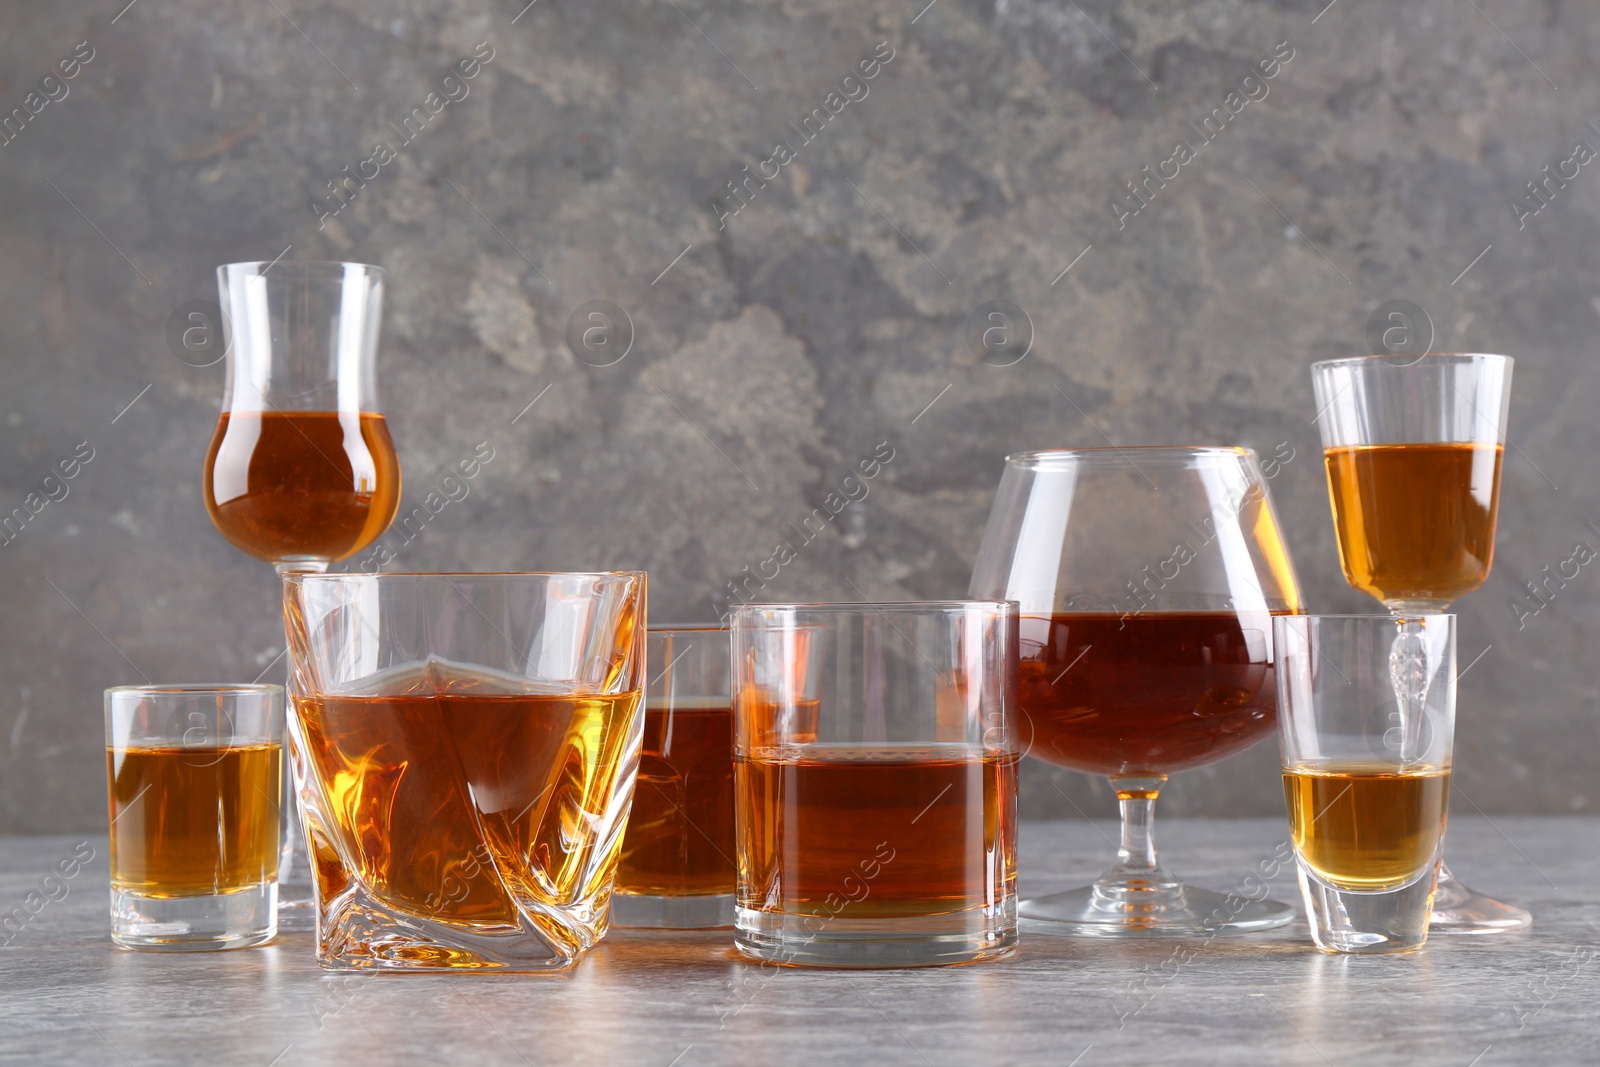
(282, 571, 646, 971)
(731, 601, 1019, 968)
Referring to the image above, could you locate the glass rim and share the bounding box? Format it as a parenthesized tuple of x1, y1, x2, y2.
(218, 259, 386, 277)
(1004, 445, 1256, 467)
(1272, 613, 1456, 622)
(1309, 352, 1512, 371)
(648, 623, 729, 632)
(105, 683, 284, 697)
(731, 599, 1017, 615)
(282, 569, 647, 584)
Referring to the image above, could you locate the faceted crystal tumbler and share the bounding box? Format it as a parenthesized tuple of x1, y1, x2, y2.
(282, 571, 646, 971)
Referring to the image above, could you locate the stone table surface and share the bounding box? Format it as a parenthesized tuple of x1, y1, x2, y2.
(2, 818, 1596, 1066)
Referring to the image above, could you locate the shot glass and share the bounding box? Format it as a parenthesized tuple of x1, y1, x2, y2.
(731, 601, 1019, 968)
(1274, 614, 1456, 954)
(105, 685, 284, 951)
(282, 571, 646, 971)
(613, 625, 736, 928)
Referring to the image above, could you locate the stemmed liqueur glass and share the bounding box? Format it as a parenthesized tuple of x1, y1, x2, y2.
(1310, 352, 1527, 934)
(970, 447, 1303, 936)
(202, 260, 402, 923)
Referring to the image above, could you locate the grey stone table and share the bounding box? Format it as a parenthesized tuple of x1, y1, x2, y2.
(3, 818, 1597, 1066)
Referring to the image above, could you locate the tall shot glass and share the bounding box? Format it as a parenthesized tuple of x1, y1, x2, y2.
(106, 685, 284, 950)
(1274, 615, 1456, 954)
(731, 602, 1020, 968)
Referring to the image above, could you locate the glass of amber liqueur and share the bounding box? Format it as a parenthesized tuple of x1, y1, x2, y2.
(282, 571, 646, 972)
(1275, 615, 1457, 954)
(105, 685, 284, 950)
(613, 625, 737, 928)
(731, 601, 1020, 967)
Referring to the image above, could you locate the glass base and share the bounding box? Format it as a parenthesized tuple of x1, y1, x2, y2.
(735, 904, 1017, 968)
(277, 883, 318, 931)
(1299, 860, 1434, 955)
(316, 894, 591, 972)
(111, 882, 277, 951)
(1429, 866, 1532, 934)
(1019, 882, 1295, 937)
(612, 892, 735, 929)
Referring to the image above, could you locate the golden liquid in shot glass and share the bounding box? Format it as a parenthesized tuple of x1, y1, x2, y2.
(1283, 764, 1451, 891)
(107, 745, 282, 896)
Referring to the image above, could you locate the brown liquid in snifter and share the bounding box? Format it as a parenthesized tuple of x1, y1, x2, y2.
(1324, 442, 1503, 605)
(107, 745, 281, 896)
(1017, 612, 1285, 777)
(295, 678, 637, 927)
(736, 746, 1017, 918)
(204, 410, 400, 563)
(615, 703, 736, 896)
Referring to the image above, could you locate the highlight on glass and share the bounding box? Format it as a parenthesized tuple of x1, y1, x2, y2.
(1275, 614, 1456, 954)
(105, 685, 284, 951)
(282, 571, 646, 971)
(731, 601, 1019, 968)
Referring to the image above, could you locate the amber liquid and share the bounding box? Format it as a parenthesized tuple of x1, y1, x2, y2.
(615, 702, 736, 896)
(295, 669, 638, 930)
(107, 745, 281, 896)
(1017, 611, 1284, 777)
(1284, 765, 1450, 891)
(204, 410, 401, 564)
(737, 745, 1017, 918)
(1324, 442, 1503, 605)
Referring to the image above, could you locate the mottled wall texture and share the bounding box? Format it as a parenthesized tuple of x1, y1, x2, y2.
(2, 0, 1597, 834)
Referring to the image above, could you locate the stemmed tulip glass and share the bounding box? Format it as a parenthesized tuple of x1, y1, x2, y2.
(1311, 352, 1527, 933)
(970, 447, 1303, 936)
(202, 260, 402, 924)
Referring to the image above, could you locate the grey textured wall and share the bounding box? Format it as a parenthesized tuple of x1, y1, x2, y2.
(1, 0, 1596, 835)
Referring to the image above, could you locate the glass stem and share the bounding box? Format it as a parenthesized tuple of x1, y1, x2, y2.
(1103, 774, 1174, 887)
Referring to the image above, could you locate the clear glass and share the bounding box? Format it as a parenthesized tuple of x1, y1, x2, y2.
(206, 260, 399, 573)
(1310, 353, 1527, 934)
(731, 601, 1019, 968)
(203, 260, 401, 927)
(282, 571, 646, 971)
(1275, 615, 1457, 953)
(612, 625, 736, 929)
(105, 685, 283, 951)
(969, 446, 1302, 936)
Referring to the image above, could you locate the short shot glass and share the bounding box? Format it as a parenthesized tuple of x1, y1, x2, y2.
(1274, 615, 1456, 954)
(105, 685, 284, 951)
(612, 625, 736, 928)
(731, 602, 1020, 968)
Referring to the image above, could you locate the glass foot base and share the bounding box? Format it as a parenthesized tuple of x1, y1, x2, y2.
(611, 892, 734, 929)
(1019, 883, 1295, 937)
(1429, 870, 1531, 934)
